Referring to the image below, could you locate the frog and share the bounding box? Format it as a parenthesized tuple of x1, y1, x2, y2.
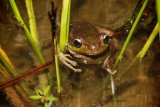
(48, 4, 119, 106)
(58, 21, 118, 73)
(48, 2, 118, 73)
(58, 22, 118, 105)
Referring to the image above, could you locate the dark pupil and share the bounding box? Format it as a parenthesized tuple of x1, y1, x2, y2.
(74, 39, 82, 48)
(103, 34, 109, 44)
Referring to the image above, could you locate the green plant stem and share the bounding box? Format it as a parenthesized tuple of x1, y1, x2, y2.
(44, 102, 48, 107)
(156, 0, 160, 39)
(66, 0, 71, 45)
(25, 0, 39, 46)
(0, 48, 17, 76)
(127, 23, 158, 69)
(9, 0, 51, 92)
(9, 0, 45, 64)
(59, 0, 71, 53)
(54, 37, 61, 93)
(113, 0, 149, 70)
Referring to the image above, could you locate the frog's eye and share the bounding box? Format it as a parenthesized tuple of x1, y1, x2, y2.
(103, 34, 109, 44)
(73, 39, 82, 48)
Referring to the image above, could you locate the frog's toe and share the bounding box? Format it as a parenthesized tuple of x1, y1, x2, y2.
(63, 61, 82, 72)
(58, 50, 82, 72)
(64, 54, 72, 58)
(105, 68, 117, 75)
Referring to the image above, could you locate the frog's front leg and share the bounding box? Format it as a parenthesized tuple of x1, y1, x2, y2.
(102, 55, 117, 75)
(58, 49, 82, 72)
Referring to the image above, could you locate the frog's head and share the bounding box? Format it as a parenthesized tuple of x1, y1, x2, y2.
(67, 22, 115, 56)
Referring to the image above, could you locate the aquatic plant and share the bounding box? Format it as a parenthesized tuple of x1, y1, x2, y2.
(30, 85, 57, 107)
(25, 0, 39, 45)
(0, 47, 36, 106)
(107, 0, 150, 105)
(119, 0, 159, 72)
(0, 47, 28, 93)
(53, 36, 61, 93)
(94, 0, 158, 106)
(113, 0, 149, 70)
(49, 0, 71, 93)
(156, 0, 160, 38)
(9, 0, 44, 63)
(59, 0, 71, 52)
(125, 23, 158, 72)
(0, 0, 72, 98)
(9, 0, 49, 91)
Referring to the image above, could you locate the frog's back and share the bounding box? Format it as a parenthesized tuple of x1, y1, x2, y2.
(70, 21, 100, 42)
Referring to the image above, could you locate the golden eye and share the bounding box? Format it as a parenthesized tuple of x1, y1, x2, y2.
(103, 34, 109, 44)
(73, 39, 82, 48)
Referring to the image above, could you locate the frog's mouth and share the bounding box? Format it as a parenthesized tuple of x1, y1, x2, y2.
(67, 41, 110, 55)
(68, 47, 110, 64)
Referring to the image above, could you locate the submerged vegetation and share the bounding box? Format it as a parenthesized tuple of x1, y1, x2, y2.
(30, 85, 57, 107)
(113, 0, 149, 70)
(0, 0, 71, 106)
(9, 0, 49, 93)
(0, 47, 29, 94)
(0, 0, 159, 106)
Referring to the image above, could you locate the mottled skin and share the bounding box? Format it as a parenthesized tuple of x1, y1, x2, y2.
(59, 21, 117, 72)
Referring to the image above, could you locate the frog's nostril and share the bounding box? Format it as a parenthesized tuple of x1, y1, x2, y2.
(89, 45, 100, 55)
(89, 45, 99, 52)
(90, 45, 96, 50)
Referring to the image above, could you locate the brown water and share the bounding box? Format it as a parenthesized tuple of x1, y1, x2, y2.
(0, 0, 160, 107)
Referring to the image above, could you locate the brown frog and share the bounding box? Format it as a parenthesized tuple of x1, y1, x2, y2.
(58, 22, 118, 106)
(58, 21, 118, 73)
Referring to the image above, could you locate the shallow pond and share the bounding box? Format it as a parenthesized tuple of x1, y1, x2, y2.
(0, 0, 160, 107)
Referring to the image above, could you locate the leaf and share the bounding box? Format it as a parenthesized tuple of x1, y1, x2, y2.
(44, 85, 51, 96)
(45, 96, 58, 101)
(29, 95, 42, 100)
(35, 89, 40, 95)
(37, 89, 43, 95)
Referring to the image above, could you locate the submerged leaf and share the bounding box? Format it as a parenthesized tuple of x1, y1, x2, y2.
(44, 85, 51, 95)
(29, 95, 42, 100)
(36, 89, 43, 96)
(46, 96, 58, 101)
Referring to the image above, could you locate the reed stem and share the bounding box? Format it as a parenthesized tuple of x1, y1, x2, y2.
(113, 0, 149, 70)
(59, 0, 71, 53)
(156, 0, 160, 39)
